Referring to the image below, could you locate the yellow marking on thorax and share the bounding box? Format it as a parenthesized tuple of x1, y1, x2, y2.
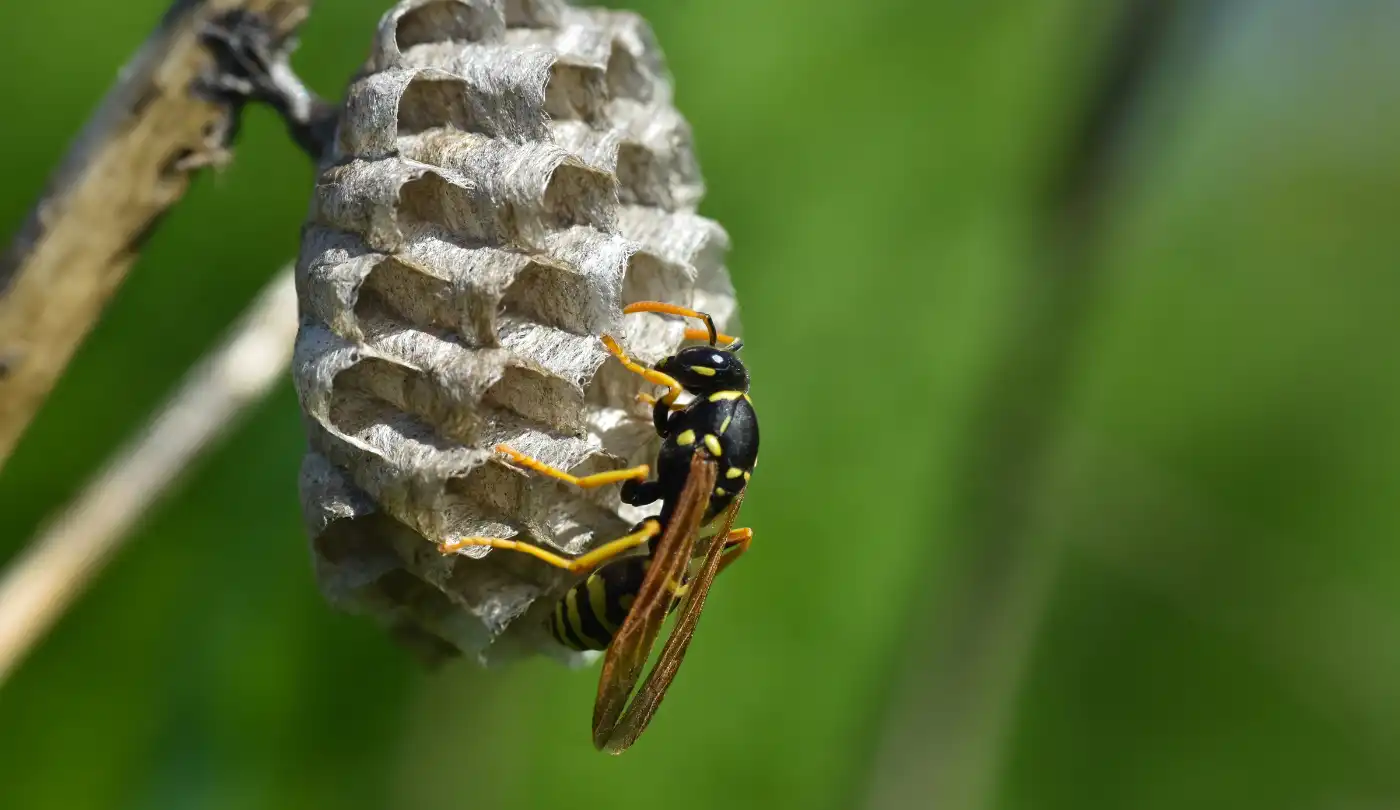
(743, 393, 753, 405)
(676, 429, 696, 446)
(703, 434, 723, 456)
(715, 487, 726, 497)
(719, 414, 732, 433)
(726, 466, 744, 479)
(585, 575, 617, 634)
(709, 390, 744, 402)
(743, 471, 751, 482)
(690, 365, 717, 376)
(566, 588, 605, 649)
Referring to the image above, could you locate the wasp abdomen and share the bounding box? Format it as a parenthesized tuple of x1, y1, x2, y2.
(549, 555, 646, 652)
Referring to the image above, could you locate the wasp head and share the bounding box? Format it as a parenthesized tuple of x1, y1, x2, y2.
(656, 343, 749, 395)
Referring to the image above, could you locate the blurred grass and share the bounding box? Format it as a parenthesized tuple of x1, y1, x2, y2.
(2, 1, 1399, 809)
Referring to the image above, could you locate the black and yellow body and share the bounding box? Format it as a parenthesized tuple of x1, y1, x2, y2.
(548, 548, 647, 651)
(548, 328, 759, 652)
(627, 345, 758, 526)
(439, 299, 757, 751)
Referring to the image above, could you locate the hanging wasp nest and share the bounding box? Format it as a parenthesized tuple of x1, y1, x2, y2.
(294, 0, 737, 666)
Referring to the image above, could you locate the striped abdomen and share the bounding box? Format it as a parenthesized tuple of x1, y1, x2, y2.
(548, 548, 708, 651)
(549, 555, 647, 652)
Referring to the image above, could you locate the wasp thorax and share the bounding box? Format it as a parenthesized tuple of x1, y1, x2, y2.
(293, 0, 739, 666)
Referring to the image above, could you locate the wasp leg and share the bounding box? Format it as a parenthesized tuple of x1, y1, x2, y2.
(670, 528, 753, 602)
(439, 520, 661, 574)
(635, 387, 687, 438)
(600, 335, 684, 407)
(622, 301, 738, 347)
(495, 444, 648, 488)
(715, 527, 752, 577)
(636, 392, 685, 410)
(620, 479, 663, 507)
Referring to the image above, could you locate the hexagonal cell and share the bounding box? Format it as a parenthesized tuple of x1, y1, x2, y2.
(393, 0, 501, 52)
(397, 74, 487, 138)
(540, 160, 616, 234)
(604, 34, 657, 103)
(548, 119, 622, 174)
(504, 0, 565, 28)
(482, 362, 586, 435)
(499, 258, 596, 335)
(356, 258, 457, 336)
(615, 139, 704, 210)
(396, 170, 492, 245)
(543, 61, 609, 122)
(335, 355, 487, 446)
(398, 136, 616, 247)
(446, 454, 627, 555)
(620, 244, 694, 309)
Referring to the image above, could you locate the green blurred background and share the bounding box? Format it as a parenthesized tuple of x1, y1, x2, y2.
(4, 1, 1400, 808)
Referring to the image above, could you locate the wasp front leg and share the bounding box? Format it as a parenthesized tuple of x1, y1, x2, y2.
(494, 444, 649, 489)
(601, 335, 684, 408)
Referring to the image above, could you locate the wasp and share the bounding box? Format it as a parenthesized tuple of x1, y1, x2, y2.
(438, 301, 758, 753)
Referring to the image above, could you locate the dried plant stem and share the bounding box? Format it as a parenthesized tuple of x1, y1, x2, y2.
(0, 268, 297, 686)
(0, 0, 315, 472)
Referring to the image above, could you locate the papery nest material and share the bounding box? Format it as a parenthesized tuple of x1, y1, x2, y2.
(293, 0, 738, 666)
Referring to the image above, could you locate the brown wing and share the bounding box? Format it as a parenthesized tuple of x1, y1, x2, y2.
(598, 487, 746, 754)
(591, 451, 718, 750)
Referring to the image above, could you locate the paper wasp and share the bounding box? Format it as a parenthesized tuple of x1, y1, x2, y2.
(439, 301, 758, 753)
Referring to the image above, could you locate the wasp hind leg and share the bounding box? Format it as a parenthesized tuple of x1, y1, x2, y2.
(438, 520, 661, 575)
(495, 444, 648, 489)
(715, 527, 753, 577)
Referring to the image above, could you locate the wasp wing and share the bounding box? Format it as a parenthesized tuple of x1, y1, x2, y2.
(591, 451, 717, 750)
(599, 486, 746, 754)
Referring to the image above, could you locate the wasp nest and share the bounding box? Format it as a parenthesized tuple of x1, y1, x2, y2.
(293, 0, 736, 666)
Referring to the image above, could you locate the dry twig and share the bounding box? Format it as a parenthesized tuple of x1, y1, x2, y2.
(0, 0, 315, 471)
(0, 267, 297, 685)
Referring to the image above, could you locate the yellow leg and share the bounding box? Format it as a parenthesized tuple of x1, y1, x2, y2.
(495, 444, 648, 488)
(600, 335, 684, 405)
(438, 520, 661, 574)
(636, 392, 684, 411)
(623, 301, 738, 346)
(715, 527, 752, 577)
(683, 327, 738, 346)
(668, 528, 753, 603)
